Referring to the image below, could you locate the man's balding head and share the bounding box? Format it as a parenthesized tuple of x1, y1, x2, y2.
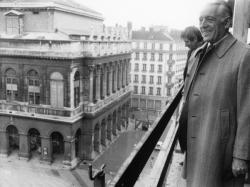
(199, 1, 232, 43)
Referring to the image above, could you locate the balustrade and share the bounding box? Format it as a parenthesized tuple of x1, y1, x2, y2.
(0, 39, 131, 58)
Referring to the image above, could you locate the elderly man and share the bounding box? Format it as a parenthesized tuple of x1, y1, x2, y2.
(179, 1, 250, 187)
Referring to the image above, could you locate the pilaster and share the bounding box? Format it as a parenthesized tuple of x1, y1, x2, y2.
(18, 133, 30, 159)
(95, 65, 101, 101)
(0, 130, 8, 156)
(88, 65, 95, 103)
(40, 136, 52, 163)
(102, 65, 107, 99)
(82, 131, 94, 160)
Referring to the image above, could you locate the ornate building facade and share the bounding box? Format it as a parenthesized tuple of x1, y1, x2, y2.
(0, 0, 131, 166)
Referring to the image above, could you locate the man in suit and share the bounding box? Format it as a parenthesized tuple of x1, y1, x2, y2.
(179, 1, 250, 186)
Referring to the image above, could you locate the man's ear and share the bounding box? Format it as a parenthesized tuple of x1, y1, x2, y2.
(224, 17, 232, 29)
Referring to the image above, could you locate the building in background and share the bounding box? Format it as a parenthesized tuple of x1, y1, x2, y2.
(130, 27, 186, 122)
(0, 0, 132, 166)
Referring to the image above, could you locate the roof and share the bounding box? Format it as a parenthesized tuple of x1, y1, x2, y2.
(132, 30, 173, 41)
(4, 9, 24, 16)
(0, 0, 103, 20)
(0, 32, 70, 40)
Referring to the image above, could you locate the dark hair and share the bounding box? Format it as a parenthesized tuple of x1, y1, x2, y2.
(181, 26, 203, 42)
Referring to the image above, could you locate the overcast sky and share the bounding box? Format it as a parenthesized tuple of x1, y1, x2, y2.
(74, 0, 214, 30)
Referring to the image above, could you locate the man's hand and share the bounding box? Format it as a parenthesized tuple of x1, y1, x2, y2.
(232, 158, 248, 177)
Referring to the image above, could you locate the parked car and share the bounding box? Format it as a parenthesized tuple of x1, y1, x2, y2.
(154, 141, 163, 151)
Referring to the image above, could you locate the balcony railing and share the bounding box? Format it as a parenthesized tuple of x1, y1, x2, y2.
(0, 101, 84, 118)
(109, 85, 183, 186)
(0, 39, 131, 59)
(0, 86, 131, 119)
(84, 86, 131, 113)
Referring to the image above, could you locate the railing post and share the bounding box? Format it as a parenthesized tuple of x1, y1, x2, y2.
(89, 164, 106, 187)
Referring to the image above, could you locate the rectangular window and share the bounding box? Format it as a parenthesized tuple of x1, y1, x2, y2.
(158, 65, 162, 73)
(134, 74, 138, 83)
(142, 75, 146, 83)
(141, 86, 145, 94)
(134, 63, 139, 71)
(151, 43, 155, 49)
(136, 42, 140, 49)
(159, 53, 163, 61)
(169, 53, 173, 60)
(144, 42, 147, 49)
(168, 77, 172, 83)
(7, 78, 12, 84)
(143, 53, 147, 60)
(6, 90, 18, 101)
(6, 16, 19, 35)
(150, 64, 154, 72)
(29, 79, 34, 86)
(155, 100, 161, 110)
(169, 44, 173, 50)
(29, 92, 40, 105)
(150, 53, 155, 61)
(148, 99, 154, 109)
(134, 86, 138, 94)
(142, 64, 147, 72)
(149, 87, 153, 95)
(159, 43, 163, 50)
(149, 76, 154, 84)
(157, 88, 161, 96)
(157, 76, 162, 84)
(167, 87, 171, 96)
(135, 52, 140, 60)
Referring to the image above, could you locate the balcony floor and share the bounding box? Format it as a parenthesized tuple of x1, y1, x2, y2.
(166, 151, 250, 187)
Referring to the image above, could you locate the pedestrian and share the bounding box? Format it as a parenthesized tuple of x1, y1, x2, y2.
(181, 26, 204, 81)
(179, 1, 250, 187)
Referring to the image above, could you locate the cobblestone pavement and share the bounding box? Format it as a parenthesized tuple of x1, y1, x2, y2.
(0, 154, 81, 187)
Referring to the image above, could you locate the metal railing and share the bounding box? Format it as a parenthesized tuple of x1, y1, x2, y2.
(109, 85, 183, 187)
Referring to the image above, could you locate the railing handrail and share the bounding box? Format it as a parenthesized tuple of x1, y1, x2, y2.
(110, 85, 183, 187)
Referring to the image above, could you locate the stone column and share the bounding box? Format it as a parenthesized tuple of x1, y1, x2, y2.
(0, 130, 8, 156)
(113, 64, 117, 93)
(82, 131, 94, 160)
(126, 61, 130, 85)
(102, 65, 107, 99)
(109, 65, 113, 95)
(63, 138, 75, 166)
(88, 65, 95, 103)
(112, 112, 117, 136)
(101, 120, 107, 146)
(119, 62, 122, 89)
(19, 133, 30, 159)
(95, 66, 101, 101)
(117, 109, 121, 131)
(117, 63, 120, 90)
(107, 117, 113, 141)
(121, 106, 126, 128)
(70, 69, 76, 108)
(122, 62, 125, 88)
(40, 136, 52, 163)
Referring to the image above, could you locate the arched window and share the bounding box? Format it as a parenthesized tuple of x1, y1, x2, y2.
(74, 71, 80, 107)
(50, 72, 64, 108)
(27, 70, 40, 105)
(5, 68, 18, 102)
